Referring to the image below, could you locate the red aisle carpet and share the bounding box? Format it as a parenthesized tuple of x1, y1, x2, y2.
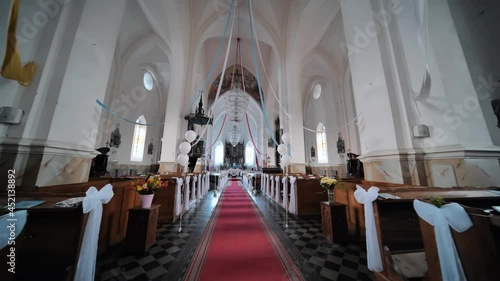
(184, 181, 303, 281)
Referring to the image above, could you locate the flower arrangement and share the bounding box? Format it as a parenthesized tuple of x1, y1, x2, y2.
(320, 177, 346, 191)
(131, 175, 169, 195)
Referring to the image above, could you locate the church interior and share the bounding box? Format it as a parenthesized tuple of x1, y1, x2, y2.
(1, 0, 500, 280)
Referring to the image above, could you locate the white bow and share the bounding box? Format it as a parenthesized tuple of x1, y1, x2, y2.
(282, 177, 288, 209)
(184, 176, 191, 211)
(354, 185, 383, 272)
(0, 210, 27, 250)
(289, 176, 297, 214)
(75, 184, 114, 281)
(174, 178, 183, 216)
(270, 176, 275, 198)
(414, 200, 472, 281)
(275, 176, 281, 202)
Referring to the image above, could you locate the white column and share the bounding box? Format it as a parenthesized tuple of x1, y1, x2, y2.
(39, 0, 126, 186)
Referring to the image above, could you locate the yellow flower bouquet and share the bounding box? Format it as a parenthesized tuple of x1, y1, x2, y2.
(320, 177, 346, 191)
(131, 175, 169, 195)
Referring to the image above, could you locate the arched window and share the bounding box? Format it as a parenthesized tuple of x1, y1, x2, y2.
(130, 116, 147, 162)
(316, 122, 328, 164)
(214, 141, 224, 166)
(245, 141, 255, 167)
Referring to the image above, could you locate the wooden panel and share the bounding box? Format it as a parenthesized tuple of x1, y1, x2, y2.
(295, 179, 327, 216)
(321, 202, 348, 243)
(419, 207, 500, 281)
(152, 178, 176, 223)
(126, 205, 160, 252)
(0, 198, 86, 281)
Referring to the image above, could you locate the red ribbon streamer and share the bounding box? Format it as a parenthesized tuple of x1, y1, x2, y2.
(246, 113, 263, 155)
(207, 114, 228, 150)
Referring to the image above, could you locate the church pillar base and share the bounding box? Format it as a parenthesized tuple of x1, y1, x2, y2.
(359, 147, 500, 187)
(0, 140, 97, 189)
(289, 163, 306, 174)
(159, 162, 180, 174)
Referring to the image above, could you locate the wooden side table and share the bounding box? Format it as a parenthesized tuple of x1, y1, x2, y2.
(320, 202, 348, 244)
(126, 204, 160, 252)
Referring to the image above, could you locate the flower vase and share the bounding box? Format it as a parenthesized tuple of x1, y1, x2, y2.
(327, 189, 335, 204)
(140, 194, 154, 208)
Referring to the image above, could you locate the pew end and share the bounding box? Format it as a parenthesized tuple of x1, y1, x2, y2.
(419, 205, 500, 281)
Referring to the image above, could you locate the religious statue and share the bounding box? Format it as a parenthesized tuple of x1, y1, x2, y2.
(310, 146, 316, 158)
(110, 126, 121, 148)
(147, 140, 154, 155)
(337, 133, 345, 155)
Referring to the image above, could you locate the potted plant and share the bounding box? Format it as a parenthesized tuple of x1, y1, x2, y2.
(131, 175, 169, 208)
(320, 177, 346, 204)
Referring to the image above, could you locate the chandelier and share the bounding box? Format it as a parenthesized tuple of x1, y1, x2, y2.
(225, 84, 249, 122)
(228, 124, 241, 146)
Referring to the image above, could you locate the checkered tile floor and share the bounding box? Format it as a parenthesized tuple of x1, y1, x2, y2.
(96, 185, 373, 281)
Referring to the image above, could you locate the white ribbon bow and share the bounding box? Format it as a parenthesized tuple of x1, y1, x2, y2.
(270, 176, 275, 198)
(354, 185, 383, 272)
(174, 178, 183, 216)
(184, 176, 191, 211)
(282, 177, 288, 209)
(275, 176, 281, 202)
(414, 200, 472, 281)
(75, 184, 114, 281)
(192, 176, 197, 201)
(289, 176, 297, 214)
(197, 175, 202, 199)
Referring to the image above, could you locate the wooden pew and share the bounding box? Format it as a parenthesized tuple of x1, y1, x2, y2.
(371, 188, 500, 280)
(290, 176, 327, 217)
(419, 205, 500, 281)
(0, 197, 87, 281)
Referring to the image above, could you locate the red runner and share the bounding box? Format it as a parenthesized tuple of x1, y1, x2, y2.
(184, 181, 303, 281)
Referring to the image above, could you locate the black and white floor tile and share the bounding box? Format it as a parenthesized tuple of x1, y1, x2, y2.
(96, 184, 373, 281)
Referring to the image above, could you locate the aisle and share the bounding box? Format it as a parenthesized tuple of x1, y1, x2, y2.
(184, 181, 303, 281)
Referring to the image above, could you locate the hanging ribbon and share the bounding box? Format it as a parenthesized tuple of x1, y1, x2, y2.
(189, 0, 235, 109)
(174, 178, 183, 217)
(96, 99, 166, 126)
(248, 0, 278, 146)
(207, 114, 227, 150)
(245, 113, 263, 155)
(414, 200, 472, 281)
(192, 0, 238, 148)
(282, 177, 288, 209)
(74, 184, 114, 281)
(354, 185, 383, 272)
(1, 0, 36, 86)
(288, 176, 297, 214)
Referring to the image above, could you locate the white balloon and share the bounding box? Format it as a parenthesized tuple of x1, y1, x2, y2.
(179, 142, 191, 154)
(281, 133, 290, 144)
(185, 130, 197, 142)
(277, 144, 287, 155)
(177, 154, 189, 167)
(281, 155, 292, 166)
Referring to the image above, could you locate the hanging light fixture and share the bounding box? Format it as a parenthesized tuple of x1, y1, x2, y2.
(228, 124, 241, 146)
(224, 38, 249, 123)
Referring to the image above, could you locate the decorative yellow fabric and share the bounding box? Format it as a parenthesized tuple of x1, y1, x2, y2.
(1, 0, 35, 86)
